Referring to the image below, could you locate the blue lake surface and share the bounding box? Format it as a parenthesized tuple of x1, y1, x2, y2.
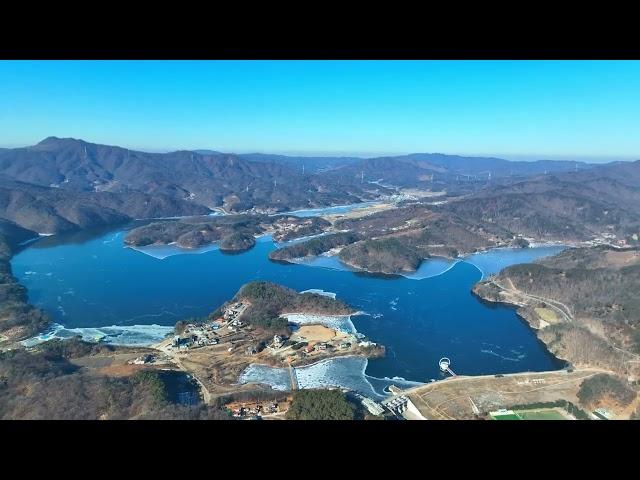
(11, 226, 566, 397)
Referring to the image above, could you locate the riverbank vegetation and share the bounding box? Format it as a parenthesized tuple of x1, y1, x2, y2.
(0, 223, 51, 342)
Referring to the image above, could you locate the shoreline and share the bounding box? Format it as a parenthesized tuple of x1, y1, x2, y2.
(470, 288, 571, 370)
(7, 227, 588, 396)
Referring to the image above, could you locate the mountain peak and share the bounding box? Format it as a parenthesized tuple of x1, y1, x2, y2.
(38, 136, 92, 145)
(38, 136, 65, 144)
(33, 137, 88, 151)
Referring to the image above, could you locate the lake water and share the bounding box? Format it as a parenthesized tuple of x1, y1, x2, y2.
(277, 201, 379, 217)
(12, 224, 566, 399)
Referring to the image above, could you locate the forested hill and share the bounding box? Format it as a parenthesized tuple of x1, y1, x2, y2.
(0, 176, 210, 234)
(473, 246, 640, 376)
(315, 152, 594, 191)
(219, 281, 354, 333)
(0, 137, 384, 216)
(444, 160, 640, 244)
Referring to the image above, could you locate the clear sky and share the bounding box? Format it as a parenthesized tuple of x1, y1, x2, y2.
(1, 60, 639, 161)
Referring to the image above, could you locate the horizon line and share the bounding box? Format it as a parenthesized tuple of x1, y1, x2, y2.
(1, 136, 638, 163)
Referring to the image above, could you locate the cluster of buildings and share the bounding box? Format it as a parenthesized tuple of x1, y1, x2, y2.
(171, 323, 221, 350)
(168, 302, 251, 352)
(269, 329, 379, 363)
(229, 401, 282, 418)
(129, 354, 156, 365)
(383, 395, 410, 416)
(272, 334, 284, 349)
(586, 229, 635, 248)
(223, 302, 247, 323)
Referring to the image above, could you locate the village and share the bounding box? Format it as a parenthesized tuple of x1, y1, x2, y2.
(224, 396, 293, 419)
(158, 298, 383, 364)
(150, 298, 385, 409)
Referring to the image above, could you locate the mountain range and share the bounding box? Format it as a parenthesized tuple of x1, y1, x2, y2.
(0, 137, 637, 236)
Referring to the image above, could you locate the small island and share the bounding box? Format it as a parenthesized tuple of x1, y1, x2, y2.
(124, 214, 331, 253)
(153, 281, 384, 401)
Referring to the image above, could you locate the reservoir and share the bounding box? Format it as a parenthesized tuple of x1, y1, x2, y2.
(11, 224, 565, 398)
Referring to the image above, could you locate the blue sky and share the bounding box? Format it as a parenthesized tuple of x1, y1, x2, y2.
(1, 60, 639, 161)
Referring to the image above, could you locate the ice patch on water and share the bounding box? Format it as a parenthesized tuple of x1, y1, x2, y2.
(461, 245, 567, 279)
(300, 288, 337, 299)
(295, 252, 461, 282)
(238, 356, 425, 400)
(389, 297, 399, 311)
(292, 246, 567, 283)
(293, 254, 355, 272)
(281, 313, 357, 334)
(239, 356, 385, 400)
(274, 231, 333, 248)
(21, 323, 174, 348)
(18, 236, 40, 246)
(128, 242, 221, 260)
(102, 233, 120, 245)
(238, 364, 291, 391)
(400, 257, 459, 280)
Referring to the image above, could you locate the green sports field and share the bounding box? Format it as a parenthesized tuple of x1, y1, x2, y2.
(515, 409, 567, 420)
(492, 413, 521, 420)
(490, 408, 568, 420)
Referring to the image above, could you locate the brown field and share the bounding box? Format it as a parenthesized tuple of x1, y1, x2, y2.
(98, 364, 149, 377)
(399, 368, 613, 420)
(603, 250, 640, 268)
(535, 307, 560, 324)
(292, 324, 342, 343)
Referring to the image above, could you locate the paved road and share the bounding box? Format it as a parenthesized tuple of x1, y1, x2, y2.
(491, 277, 573, 323)
(490, 278, 640, 360)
